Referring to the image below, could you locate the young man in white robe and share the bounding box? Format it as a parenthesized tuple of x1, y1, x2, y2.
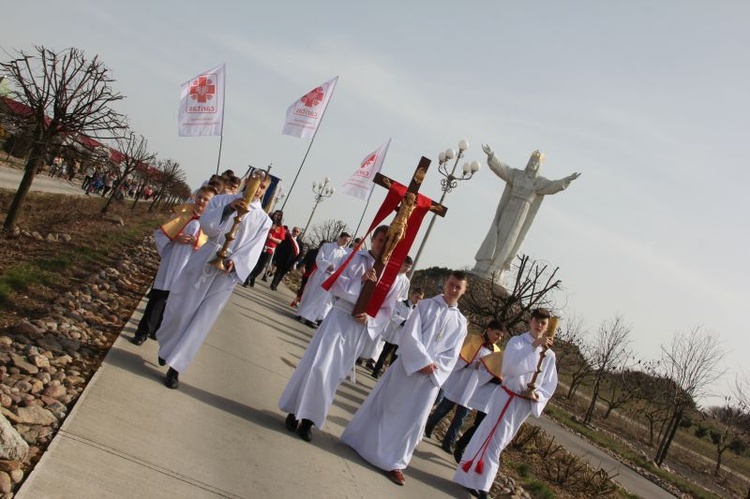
(279, 226, 398, 442)
(453, 308, 557, 499)
(131, 185, 217, 345)
(341, 271, 469, 487)
(155, 174, 272, 389)
(357, 256, 413, 369)
(424, 320, 505, 453)
(295, 232, 351, 327)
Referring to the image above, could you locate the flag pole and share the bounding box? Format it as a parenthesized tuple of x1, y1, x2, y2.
(353, 188, 375, 239)
(215, 134, 224, 175)
(215, 64, 227, 175)
(280, 83, 338, 211)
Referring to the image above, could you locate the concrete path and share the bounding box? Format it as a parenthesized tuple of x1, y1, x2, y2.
(17, 281, 474, 499)
(0, 163, 88, 196)
(16, 276, 678, 499)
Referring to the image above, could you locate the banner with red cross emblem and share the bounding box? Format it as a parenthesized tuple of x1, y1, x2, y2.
(178, 64, 226, 137)
(282, 76, 338, 139)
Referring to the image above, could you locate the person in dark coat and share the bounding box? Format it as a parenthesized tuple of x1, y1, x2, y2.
(270, 226, 302, 290)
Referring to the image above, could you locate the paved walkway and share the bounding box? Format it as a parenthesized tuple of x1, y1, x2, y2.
(15, 276, 677, 499)
(0, 163, 88, 197)
(17, 282, 475, 499)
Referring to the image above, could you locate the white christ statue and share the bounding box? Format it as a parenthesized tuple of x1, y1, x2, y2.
(473, 144, 580, 279)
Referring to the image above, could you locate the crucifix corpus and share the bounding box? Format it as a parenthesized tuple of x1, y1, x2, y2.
(352, 156, 447, 316)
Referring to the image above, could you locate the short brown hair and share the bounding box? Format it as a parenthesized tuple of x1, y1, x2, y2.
(450, 270, 468, 282)
(531, 308, 552, 320)
(486, 319, 507, 331)
(197, 185, 218, 197)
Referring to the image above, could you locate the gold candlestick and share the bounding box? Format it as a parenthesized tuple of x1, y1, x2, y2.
(522, 316, 558, 401)
(208, 171, 265, 271)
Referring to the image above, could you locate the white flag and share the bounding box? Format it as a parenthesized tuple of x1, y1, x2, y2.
(178, 64, 226, 137)
(340, 139, 391, 200)
(282, 76, 338, 139)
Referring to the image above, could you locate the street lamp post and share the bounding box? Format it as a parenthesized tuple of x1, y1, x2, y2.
(301, 176, 335, 242)
(409, 140, 480, 277)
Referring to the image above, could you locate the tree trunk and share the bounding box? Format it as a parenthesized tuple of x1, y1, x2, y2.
(3, 141, 45, 233)
(714, 448, 724, 476)
(101, 177, 123, 214)
(148, 191, 163, 213)
(583, 376, 601, 424)
(130, 190, 141, 210)
(655, 407, 682, 466)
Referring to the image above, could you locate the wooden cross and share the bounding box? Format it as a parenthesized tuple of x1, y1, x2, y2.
(353, 156, 447, 315)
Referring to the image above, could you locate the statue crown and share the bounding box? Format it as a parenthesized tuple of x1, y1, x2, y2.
(531, 150, 545, 162)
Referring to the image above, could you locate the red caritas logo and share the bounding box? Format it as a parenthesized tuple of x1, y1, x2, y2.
(294, 86, 325, 118)
(356, 153, 377, 177)
(187, 75, 217, 114)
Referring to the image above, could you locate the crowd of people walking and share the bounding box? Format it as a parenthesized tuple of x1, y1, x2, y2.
(127, 168, 558, 499)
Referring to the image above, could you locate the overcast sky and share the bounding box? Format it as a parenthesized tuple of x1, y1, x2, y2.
(3, 1, 748, 406)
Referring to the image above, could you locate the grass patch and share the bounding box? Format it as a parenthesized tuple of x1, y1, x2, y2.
(544, 404, 723, 499)
(0, 263, 58, 304)
(523, 479, 555, 499)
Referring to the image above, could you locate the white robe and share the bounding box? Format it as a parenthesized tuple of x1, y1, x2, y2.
(156, 195, 271, 373)
(379, 299, 415, 346)
(360, 273, 410, 361)
(453, 333, 557, 492)
(341, 295, 468, 471)
(278, 250, 398, 429)
(466, 367, 502, 414)
(152, 220, 201, 291)
(296, 241, 349, 322)
(442, 344, 495, 407)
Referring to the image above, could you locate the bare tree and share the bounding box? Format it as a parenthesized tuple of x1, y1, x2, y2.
(146, 158, 183, 212)
(461, 254, 561, 331)
(706, 400, 746, 476)
(627, 365, 674, 446)
(583, 314, 632, 425)
(653, 326, 725, 466)
(599, 363, 647, 419)
(101, 131, 154, 213)
(306, 219, 349, 248)
(1, 46, 125, 232)
(554, 313, 592, 400)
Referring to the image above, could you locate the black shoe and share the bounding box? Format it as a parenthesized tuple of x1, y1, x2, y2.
(261, 276, 267, 282)
(285, 413, 299, 432)
(270, 285, 277, 291)
(131, 334, 147, 346)
(465, 488, 479, 498)
(453, 446, 464, 464)
(164, 368, 179, 389)
(148, 331, 157, 340)
(158, 356, 166, 366)
(441, 441, 453, 454)
(371, 370, 380, 379)
(248, 277, 255, 287)
(477, 491, 488, 499)
(424, 427, 433, 439)
(365, 359, 376, 370)
(302, 319, 317, 329)
(298, 419, 313, 442)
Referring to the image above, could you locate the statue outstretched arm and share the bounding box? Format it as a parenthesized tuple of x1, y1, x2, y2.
(537, 172, 581, 195)
(482, 144, 512, 182)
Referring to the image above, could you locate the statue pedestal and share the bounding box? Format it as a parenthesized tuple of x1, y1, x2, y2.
(469, 265, 511, 294)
